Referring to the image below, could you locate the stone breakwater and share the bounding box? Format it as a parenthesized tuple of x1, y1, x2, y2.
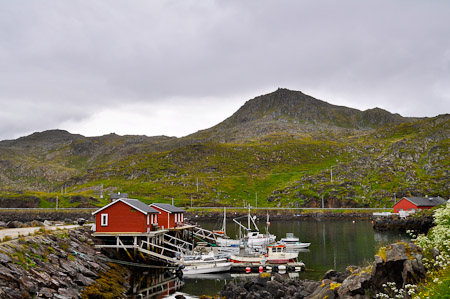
(185, 211, 373, 222)
(0, 210, 95, 225)
(0, 227, 129, 298)
(220, 242, 427, 299)
(372, 215, 434, 233)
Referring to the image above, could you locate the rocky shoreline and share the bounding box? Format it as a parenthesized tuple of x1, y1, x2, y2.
(372, 215, 434, 233)
(219, 242, 427, 299)
(0, 227, 129, 298)
(0, 210, 94, 225)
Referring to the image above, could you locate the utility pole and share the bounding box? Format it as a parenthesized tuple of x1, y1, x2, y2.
(330, 165, 337, 183)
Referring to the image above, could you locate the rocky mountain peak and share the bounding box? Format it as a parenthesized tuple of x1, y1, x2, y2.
(188, 88, 415, 142)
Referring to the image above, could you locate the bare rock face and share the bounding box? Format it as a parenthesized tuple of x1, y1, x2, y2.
(371, 242, 425, 289)
(0, 227, 125, 298)
(337, 268, 372, 298)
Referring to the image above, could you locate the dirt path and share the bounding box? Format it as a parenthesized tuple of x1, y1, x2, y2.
(0, 224, 80, 240)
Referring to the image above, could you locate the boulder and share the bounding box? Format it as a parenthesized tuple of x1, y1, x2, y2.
(19, 276, 38, 294)
(371, 242, 425, 289)
(306, 279, 338, 299)
(337, 268, 371, 298)
(31, 220, 44, 227)
(0, 253, 12, 264)
(74, 273, 95, 286)
(7, 220, 23, 228)
(323, 269, 350, 283)
(38, 287, 55, 298)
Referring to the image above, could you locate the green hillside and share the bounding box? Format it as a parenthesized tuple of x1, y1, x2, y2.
(0, 89, 448, 208)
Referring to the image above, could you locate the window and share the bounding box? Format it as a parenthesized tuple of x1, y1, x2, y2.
(101, 214, 108, 226)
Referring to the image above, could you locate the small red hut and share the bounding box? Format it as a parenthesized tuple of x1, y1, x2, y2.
(149, 203, 185, 229)
(92, 198, 160, 233)
(393, 196, 447, 213)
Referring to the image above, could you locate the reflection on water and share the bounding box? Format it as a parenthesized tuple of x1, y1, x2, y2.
(129, 270, 183, 299)
(132, 219, 409, 298)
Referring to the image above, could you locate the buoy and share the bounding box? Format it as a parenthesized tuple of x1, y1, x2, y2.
(259, 266, 263, 273)
(245, 267, 251, 273)
(352, 220, 355, 223)
(278, 265, 286, 274)
(266, 266, 272, 272)
(295, 266, 301, 272)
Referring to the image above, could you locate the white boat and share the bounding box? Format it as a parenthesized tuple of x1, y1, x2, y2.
(279, 233, 310, 249)
(217, 206, 275, 247)
(229, 244, 297, 265)
(182, 262, 232, 275)
(216, 237, 242, 247)
(180, 251, 227, 266)
(215, 207, 244, 247)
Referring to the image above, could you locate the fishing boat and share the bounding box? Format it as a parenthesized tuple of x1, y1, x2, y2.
(279, 233, 311, 249)
(182, 262, 232, 275)
(216, 206, 275, 247)
(229, 244, 297, 265)
(215, 207, 243, 247)
(180, 251, 227, 265)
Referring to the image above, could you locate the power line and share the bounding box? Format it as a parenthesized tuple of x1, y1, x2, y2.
(143, 170, 309, 184)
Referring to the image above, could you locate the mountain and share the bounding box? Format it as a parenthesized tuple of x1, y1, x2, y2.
(187, 88, 415, 143)
(0, 89, 448, 209)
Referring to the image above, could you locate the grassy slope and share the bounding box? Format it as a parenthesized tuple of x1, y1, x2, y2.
(0, 116, 448, 208)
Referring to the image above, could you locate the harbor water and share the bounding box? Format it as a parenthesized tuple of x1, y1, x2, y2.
(133, 218, 408, 298)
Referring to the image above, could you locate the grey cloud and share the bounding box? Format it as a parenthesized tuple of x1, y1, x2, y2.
(0, 0, 449, 140)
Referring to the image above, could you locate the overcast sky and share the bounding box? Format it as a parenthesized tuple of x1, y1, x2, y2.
(1, 0, 449, 141)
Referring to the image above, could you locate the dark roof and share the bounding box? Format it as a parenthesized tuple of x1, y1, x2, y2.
(402, 197, 447, 207)
(92, 198, 159, 215)
(122, 199, 160, 214)
(150, 203, 185, 213)
(110, 193, 129, 199)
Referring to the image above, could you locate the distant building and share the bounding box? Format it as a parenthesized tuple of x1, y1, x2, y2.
(149, 203, 185, 229)
(110, 192, 129, 202)
(393, 196, 447, 213)
(92, 198, 160, 233)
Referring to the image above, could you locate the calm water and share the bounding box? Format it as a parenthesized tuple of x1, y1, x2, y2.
(134, 218, 408, 298)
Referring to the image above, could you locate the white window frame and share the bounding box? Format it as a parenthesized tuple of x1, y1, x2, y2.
(101, 213, 108, 226)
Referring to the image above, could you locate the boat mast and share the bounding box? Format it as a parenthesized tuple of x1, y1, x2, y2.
(223, 207, 226, 235)
(248, 204, 251, 230)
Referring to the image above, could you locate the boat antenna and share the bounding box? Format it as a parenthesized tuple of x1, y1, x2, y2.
(223, 207, 227, 236)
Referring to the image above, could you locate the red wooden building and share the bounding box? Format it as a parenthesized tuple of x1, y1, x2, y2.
(393, 196, 447, 213)
(92, 198, 160, 233)
(149, 203, 185, 229)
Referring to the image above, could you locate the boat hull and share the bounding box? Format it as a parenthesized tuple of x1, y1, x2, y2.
(182, 262, 232, 275)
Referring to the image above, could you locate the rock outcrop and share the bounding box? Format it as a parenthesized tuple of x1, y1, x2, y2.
(0, 227, 129, 298)
(219, 242, 426, 299)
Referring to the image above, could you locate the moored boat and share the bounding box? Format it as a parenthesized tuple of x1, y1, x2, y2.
(182, 262, 232, 275)
(279, 233, 311, 249)
(229, 244, 297, 265)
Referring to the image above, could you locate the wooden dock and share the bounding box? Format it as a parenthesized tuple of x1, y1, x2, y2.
(230, 262, 305, 272)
